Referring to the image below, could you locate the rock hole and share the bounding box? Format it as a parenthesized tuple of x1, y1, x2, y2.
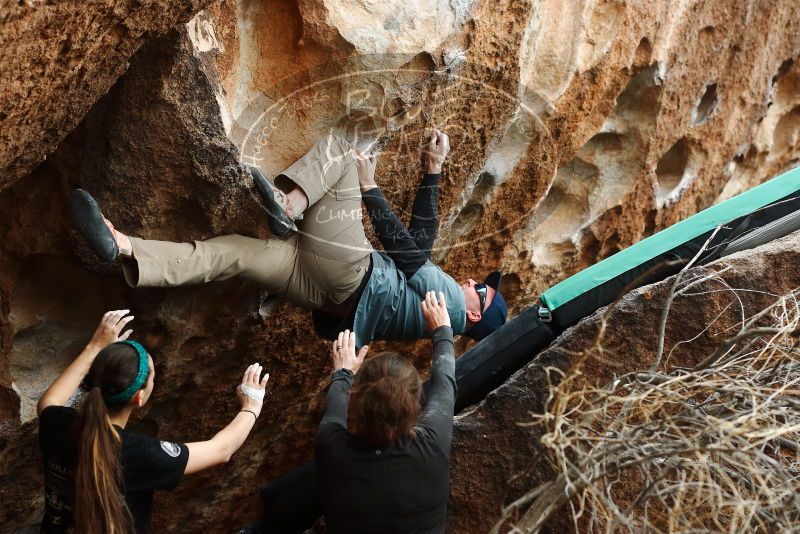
(643, 209, 657, 235)
(497, 273, 522, 305)
(612, 63, 663, 122)
(699, 25, 716, 38)
(397, 52, 436, 87)
(441, 170, 496, 246)
(452, 172, 497, 235)
(401, 51, 435, 73)
(528, 158, 598, 265)
(448, 202, 485, 245)
(634, 37, 652, 63)
(774, 105, 800, 153)
(259, 295, 282, 318)
(472, 170, 496, 197)
(585, 132, 624, 152)
(773, 58, 794, 85)
(692, 83, 718, 125)
(655, 138, 691, 203)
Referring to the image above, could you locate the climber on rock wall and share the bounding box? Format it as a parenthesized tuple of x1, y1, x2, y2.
(37, 309, 270, 534)
(69, 131, 508, 347)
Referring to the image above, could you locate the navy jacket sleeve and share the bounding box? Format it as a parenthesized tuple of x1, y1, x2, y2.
(362, 173, 441, 279)
(408, 173, 441, 257)
(362, 187, 427, 279)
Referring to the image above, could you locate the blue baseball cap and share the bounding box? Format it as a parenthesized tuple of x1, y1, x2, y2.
(467, 271, 508, 341)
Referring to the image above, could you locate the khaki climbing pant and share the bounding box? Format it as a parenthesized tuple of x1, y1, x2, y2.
(122, 134, 373, 309)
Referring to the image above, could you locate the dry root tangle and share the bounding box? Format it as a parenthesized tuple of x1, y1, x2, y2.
(494, 257, 800, 533)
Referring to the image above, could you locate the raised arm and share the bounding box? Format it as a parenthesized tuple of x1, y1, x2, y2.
(418, 292, 457, 452)
(319, 330, 369, 431)
(408, 131, 450, 256)
(357, 153, 430, 278)
(38, 310, 134, 416)
(184, 364, 269, 474)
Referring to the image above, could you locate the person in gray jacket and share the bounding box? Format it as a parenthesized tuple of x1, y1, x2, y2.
(316, 291, 456, 533)
(69, 130, 507, 347)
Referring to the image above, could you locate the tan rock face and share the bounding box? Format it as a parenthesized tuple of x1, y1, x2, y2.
(0, 0, 213, 187)
(0, 0, 799, 532)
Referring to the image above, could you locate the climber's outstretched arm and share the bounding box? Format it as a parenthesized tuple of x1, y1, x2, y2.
(408, 131, 449, 257)
(356, 153, 428, 278)
(355, 130, 450, 278)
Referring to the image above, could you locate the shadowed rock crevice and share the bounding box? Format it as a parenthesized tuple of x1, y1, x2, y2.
(655, 137, 705, 205)
(0, 0, 214, 187)
(8, 255, 123, 422)
(655, 139, 690, 195)
(692, 82, 718, 125)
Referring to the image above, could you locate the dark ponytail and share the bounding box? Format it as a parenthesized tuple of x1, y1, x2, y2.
(350, 352, 421, 448)
(73, 343, 149, 534)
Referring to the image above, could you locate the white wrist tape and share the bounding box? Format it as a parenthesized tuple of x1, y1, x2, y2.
(241, 384, 265, 400)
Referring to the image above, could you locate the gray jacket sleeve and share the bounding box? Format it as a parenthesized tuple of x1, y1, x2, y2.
(416, 326, 457, 455)
(316, 368, 354, 445)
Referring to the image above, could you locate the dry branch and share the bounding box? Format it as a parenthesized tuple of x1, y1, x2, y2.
(493, 272, 800, 533)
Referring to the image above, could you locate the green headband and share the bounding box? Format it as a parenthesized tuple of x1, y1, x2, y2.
(105, 340, 149, 404)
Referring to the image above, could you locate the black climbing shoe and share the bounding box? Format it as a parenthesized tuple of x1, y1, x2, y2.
(249, 165, 298, 239)
(69, 189, 119, 263)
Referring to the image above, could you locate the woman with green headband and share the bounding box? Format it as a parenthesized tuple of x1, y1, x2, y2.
(37, 309, 269, 534)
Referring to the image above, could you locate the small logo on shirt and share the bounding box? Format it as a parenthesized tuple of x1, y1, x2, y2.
(160, 441, 181, 458)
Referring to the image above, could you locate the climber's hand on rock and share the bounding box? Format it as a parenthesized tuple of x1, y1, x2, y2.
(332, 329, 368, 374)
(236, 363, 269, 417)
(421, 291, 451, 331)
(88, 309, 134, 350)
(355, 149, 378, 192)
(424, 129, 449, 174)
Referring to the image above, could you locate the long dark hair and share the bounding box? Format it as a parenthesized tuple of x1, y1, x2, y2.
(349, 352, 421, 448)
(73, 343, 150, 534)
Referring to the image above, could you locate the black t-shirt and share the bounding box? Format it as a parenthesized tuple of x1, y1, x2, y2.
(38, 406, 189, 533)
